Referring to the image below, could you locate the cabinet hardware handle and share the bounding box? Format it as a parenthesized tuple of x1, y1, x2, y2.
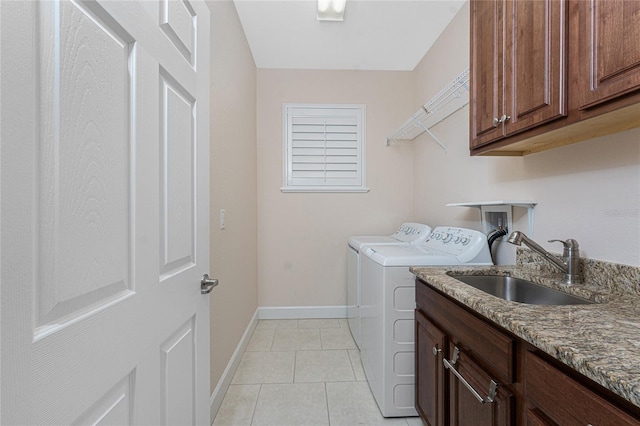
(493, 114, 511, 127)
(443, 347, 498, 404)
(432, 346, 442, 356)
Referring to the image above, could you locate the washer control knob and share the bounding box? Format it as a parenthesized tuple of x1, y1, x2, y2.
(442, 233, 453, 243)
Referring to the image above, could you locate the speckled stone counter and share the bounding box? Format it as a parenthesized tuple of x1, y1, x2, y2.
(410, 248, 640, 409)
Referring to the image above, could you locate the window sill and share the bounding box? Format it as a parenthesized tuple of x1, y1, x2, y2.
(280, 187, 370, 193)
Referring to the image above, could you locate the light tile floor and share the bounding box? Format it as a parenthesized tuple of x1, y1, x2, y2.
(213, 318, 425, 426)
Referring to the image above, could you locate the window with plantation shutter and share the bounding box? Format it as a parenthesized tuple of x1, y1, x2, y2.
(282, 104, 368, 192)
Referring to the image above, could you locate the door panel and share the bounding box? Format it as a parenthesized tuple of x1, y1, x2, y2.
(36, 0, 135, 337)
(160, 0, 197, 65)
(71, 372, 135, 426)
(161, 316, 196, 426)
(159, 69, 196, 280)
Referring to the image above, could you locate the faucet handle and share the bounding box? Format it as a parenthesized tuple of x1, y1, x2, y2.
(548, 239, 579, 249)
(548, 240, 580, 262)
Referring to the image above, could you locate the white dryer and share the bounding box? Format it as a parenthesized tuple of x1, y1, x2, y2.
(360, 226, 492, 417)
(347, 223, 432, 349)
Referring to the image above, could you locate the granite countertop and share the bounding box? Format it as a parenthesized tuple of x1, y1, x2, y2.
(410, 257, 640, 409)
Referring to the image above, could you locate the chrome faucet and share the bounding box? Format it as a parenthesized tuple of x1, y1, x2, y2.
(507, 231, 581, 284)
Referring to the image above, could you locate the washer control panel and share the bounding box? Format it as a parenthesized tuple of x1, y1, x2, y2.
(391, 223, 432, 244)
(425, 226, 490, 260)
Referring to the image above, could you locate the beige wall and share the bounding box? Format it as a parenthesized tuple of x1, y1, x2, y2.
(206, 1, 639, 395)
(411, 1, 640, 266)
(256, 70, 415, 307)
(208, 1, 258, 393)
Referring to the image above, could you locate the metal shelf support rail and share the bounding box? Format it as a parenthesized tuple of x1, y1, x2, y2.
(386, 67, 470, 152)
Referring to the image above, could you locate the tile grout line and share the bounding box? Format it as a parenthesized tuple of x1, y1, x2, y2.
(347, 349, 357, 380)
(249, 384, 262, 426)
(268, 327, 275, 352)
(324, 381, 331, 426)
(293, 350, 298, 384)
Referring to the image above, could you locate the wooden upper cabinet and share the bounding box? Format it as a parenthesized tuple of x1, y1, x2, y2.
(470, 0, 504, 148)
(504, 0, 568, 134)
(470, 0, 568, 149)
(578, 0, 640, 110)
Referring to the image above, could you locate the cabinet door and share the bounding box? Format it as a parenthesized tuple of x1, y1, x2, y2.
(448, 345, 514, 426)
(415, 310, 447, 426)
(524, 351, 640, 425)
(504, 0, 568, 134)
(578, 0, 640, 109)
(470, 0, 505, 148)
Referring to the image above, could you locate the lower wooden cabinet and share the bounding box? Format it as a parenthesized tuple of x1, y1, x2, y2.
(415, 278, 640, 425)
(524, 351, 640, 425)
(447, 343, 514, 426)
(416, 283, 516, 426)
(415, 309, 447, 426)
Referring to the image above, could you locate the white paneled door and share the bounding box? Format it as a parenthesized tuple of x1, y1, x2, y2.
(1, 1, 211, 424)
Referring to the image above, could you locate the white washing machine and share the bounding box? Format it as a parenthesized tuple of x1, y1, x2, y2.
(360, 226, 493, 417)
(347, 223, 432, 349)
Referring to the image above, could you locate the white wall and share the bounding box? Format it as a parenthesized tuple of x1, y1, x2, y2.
(208, 0, 258, 392)
(256, 70, 415, 307)
(411, 1, 640, 266)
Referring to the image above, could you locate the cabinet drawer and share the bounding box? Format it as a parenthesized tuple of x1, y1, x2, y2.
(416, 280, 516, 384)
(524, 351, 640, 425)
(448, 342, 514, 426)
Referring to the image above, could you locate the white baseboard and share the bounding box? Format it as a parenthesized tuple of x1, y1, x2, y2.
(258, 305, 348, 319)
(209, 308, 259, 424)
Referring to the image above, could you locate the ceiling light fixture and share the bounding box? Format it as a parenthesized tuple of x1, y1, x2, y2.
(317, 0, 346, 21)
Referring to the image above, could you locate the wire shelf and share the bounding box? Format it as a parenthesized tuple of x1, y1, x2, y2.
(386, 68, 470, 151)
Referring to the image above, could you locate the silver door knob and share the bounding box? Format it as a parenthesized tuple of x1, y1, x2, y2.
(201, 273, 218, 294)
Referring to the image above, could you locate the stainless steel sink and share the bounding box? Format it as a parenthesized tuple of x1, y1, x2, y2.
(448, 274, 595, 305)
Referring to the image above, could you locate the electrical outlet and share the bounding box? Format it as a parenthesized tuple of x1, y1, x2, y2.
(220, 209, 225, 229)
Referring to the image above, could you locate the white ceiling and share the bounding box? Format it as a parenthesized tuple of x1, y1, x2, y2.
(233, 0, 466, 71)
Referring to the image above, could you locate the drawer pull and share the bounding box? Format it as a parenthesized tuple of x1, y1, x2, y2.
(443, 347, 498, 404)
(432, 346, 442, 356)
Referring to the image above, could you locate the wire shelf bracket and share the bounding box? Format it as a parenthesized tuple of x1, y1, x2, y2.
(386, 67, 470, 152)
